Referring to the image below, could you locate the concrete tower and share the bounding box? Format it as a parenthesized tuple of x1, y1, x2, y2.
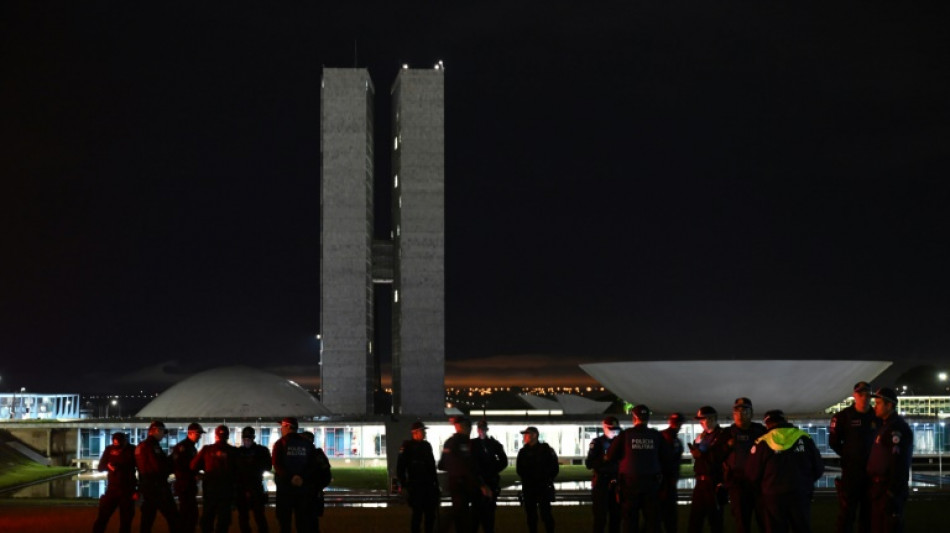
(319, 66, 444, 416)
(390, 68, 445, 415)
(320, 69, 375, 415)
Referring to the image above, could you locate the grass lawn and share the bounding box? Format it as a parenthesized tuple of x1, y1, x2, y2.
(0, 444, 78, 490)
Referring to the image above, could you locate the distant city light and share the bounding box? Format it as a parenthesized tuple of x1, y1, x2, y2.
(939, 372, 947, 381)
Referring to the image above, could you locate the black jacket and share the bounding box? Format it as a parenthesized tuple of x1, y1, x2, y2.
(606, 423, 668, 490)
(867, 413, 913, 495)
(516, 442, 559, 492)
(830, 405, 879, 478)
(747, 425, 824, 496)
(585, 434, 619, 488)
(98, 443, 136, 495)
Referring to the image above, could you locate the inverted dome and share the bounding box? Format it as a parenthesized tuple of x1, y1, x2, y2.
(580, 360, 892, 416)
(137, 366, 331, 418)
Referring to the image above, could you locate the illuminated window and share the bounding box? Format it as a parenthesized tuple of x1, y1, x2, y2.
(394, 290, 399, 303)
(393, 174, 398, 188)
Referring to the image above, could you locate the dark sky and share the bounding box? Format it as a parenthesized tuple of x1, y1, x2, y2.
(2, 3, 948, 392)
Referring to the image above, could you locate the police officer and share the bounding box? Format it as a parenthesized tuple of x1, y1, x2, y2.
(687, 406, 728, 533)
(191, 425, 238, 533)
(92, 432, 137, 533)
(397, 421, 440, 533)
(606, 405, 668, 533)
(438, 416, 487, 533)
(135, 420, 182, 533)
(516, 426, 559, 533)
(171, 422, 205, 533)
(272, 417, 319, 532)
(659, 413, 685, 533)
(867, 387, 913, 533)
(235, 426, 272, 533)
(301, 430, 333, 533)
(586, 415, 622, 533)
(829, 381, 878, 533)
(747, 410, 824, 533)
(472, 419, 508, 533)
(724, 398, 767, 533)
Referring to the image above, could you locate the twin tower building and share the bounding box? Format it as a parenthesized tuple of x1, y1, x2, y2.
(320, 67, 445, 416)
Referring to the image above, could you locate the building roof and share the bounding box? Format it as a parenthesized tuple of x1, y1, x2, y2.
(136, 366, 331, 419)
(580, 360, 893, 416)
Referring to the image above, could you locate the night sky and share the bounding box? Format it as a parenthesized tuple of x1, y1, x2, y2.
(2, 4, 948, 393)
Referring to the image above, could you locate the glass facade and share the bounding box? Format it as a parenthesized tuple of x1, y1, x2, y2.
(54, 413, 950, 468)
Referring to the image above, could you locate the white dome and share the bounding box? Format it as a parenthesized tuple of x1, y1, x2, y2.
(580, 360, 892, 416)
(137, 366, 331, 418)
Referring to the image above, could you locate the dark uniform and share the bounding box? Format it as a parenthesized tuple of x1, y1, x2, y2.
(171, 425, 202, 533)
(516, 427, 559, 533)
(724, 416, 767, 533)
(471, 425, 508, 533)
(606, 406, 669, 533)
(867, 390, 913, 533)
(829, 388, 878, 533)
(397, 426, 440, 533)
(191, 426, 239, 533)
(439, 423, 482, 532)
(687, 408, 729, 533)
(235, 427, 272, 533)
(272, 419, 319, 533)
(92, 433, 137, 533)
(586, 421, 621, 533)
(659, 415, 685, 533)
(747, 411, 824, 533)
(301, 432, 333, 533)
(136, 421, 182, 533)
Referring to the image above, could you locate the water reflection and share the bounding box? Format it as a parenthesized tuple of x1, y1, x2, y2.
(5, 472, 934, 501)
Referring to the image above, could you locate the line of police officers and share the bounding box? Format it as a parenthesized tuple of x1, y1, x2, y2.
(94, 383, 913, 533)
(397, 415, 558, 533)
(584, 384, 913, 533)
(92, 416, 331, 533)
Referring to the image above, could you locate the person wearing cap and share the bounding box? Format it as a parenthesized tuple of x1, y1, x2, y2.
(438, 416, 487, 532)
(686, 406, 729, 533)
(747, 410, 824, 533)
(171, 422, 205, 532)
(829, 381, 879, 533)
(272, 417, 320, 532)
(300, 430, 333, 532)
(191, 425, 238, 533)
(723, 398, 767, 533)
(867, 387, 913, 533)
(135, 420, 182, 533)
(472, 418, 508, 533)
(397, 421, 440, 533)
(606, 404, 669, 533)
(235, 426, 272, 533)
(516, 426, 559, 533)
(659, 413, 685, 533)
(92, 432, 137, 533)
(586, 415, 622, 533)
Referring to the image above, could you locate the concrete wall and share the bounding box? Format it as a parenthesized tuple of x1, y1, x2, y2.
(321, 68, 376, 415)
(5, 427, 79, 466)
